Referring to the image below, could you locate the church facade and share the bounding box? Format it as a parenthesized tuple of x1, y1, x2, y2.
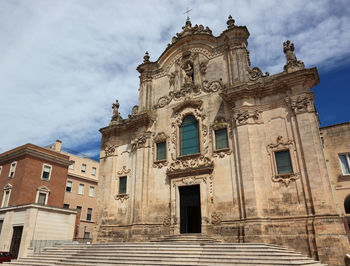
(95, 16, 349, 265)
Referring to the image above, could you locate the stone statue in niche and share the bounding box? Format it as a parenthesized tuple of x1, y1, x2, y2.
(182, 61, 194, 84)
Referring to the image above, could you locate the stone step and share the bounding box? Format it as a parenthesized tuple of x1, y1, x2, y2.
(5, 242, 325, 265)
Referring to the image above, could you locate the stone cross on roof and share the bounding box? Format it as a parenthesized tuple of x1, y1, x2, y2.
(184, 7, 192, 21)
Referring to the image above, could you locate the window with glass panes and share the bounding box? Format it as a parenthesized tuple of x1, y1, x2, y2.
(339, 153, 350, 175)
(78, 184, 84, 195)
(41, 164, 51, 180)
(2, 191, 10, 207)
(180, 115, 199, 156)
(119, 177, 127, 194)
(215, 128, 228, 150)
(66, 181, 72, 192)
(156, 142, 166, 161)
(9, 162, 16, 178)
(89, 186, 94, 197)
(37, 193, 47, 205)
(86, 208, 92, 221)
(275, 150, 293, 174)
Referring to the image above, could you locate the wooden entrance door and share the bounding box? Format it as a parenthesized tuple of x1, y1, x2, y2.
(10, 226, 23, 259)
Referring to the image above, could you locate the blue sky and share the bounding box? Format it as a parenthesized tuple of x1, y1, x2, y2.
(0, 0, 349, 161)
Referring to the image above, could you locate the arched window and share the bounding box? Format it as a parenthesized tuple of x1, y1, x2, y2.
(344, 195, 350, 214)
(180, 115, 199, 156)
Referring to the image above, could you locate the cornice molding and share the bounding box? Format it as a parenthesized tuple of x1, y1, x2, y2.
(0, 147, 71, 167)
(100, 111, 154, 138)
(220, 67, 319, 103)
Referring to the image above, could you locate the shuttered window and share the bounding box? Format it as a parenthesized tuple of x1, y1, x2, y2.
(215, 128, 228, 149)
(180, 115, 199, 156)
(156, 142, 166, 161)
(275, 150, 293, 174)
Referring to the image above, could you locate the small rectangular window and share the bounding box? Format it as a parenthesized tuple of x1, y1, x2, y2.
(89, 186, 94, 197)
(37, 193, 47, 205)
(84, 232, 90, 239)
(86, 208, 92, 221)
(275, 150, 293, 175)
(41, 164, 52, 180)
(69, 161, 75, 170)
(76, 206, 82, 212)
(119, 177, 127, 194)
(8, 162, 17, 178)
(3, 191, 10, 207)
(63, 204, 70, 209)
(66, 181, 72, 192)
(78, 184, 84, 195)
(81, 164, 86, 173)
(339, 154, 350, 175)
(215, 128, 228, 150)
(92, 167, 96, 176)
(0, 166, 2, 175)
(156, 142, 166, 161)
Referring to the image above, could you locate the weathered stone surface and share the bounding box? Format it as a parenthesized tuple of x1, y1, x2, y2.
(95, 17, 350, 265)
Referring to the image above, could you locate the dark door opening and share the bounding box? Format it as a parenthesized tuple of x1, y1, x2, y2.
(179, 185, 201, 233)
(10, 226, 23, 259)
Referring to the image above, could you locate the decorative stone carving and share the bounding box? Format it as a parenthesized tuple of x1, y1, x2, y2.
(154, 80, 225, 109)
(212, 117, 227, 130)
(104, 145, 116, 157)
(117, 166, 130, 175)
(247, 67, 269, 81)
(167, 155, 214, 177)
(171, 20, 213, 45)
(267, 136, 300, 187)
(153, 160, 168, 169)
(115, 194, 129, 202)
(199, 61, 208, 75)
(211, 212, 221, 225)
(131, 135, 148, 151)
(110, 99, 123, 125)
(168, 71, 177, 88)
(286, 94, 315, 114)
(128, 105, 139, 118)
(3, 183, 13, 190)
(163, 215, 171, 227)
(182, 176, 195, 185)
(226, 15, 235, 29)
(213, 150, 232, 158)
(233, 109, 261, 126)
(143, 51, 150, 63)
(283, 40, 305, 73)
(202, 80, 224, 93)
(154, 132, 167, 143)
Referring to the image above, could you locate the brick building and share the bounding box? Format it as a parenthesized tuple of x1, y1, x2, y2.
(0, 144, 76, 258)
(46, 140, 99, 241)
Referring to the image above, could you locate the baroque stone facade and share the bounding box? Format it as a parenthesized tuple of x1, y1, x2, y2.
(95, 17, 350, 265)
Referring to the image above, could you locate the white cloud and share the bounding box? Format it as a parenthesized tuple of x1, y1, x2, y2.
(0, 0, 349, 157)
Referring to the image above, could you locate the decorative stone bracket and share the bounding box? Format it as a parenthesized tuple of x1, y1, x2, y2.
(167, 155, 214, 178)
(115, 194, 129, 203)
(232, 109, 261, 126)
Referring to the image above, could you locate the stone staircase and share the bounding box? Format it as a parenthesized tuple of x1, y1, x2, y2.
(4, 242, 326, 265)
(155, 233, 220, 243)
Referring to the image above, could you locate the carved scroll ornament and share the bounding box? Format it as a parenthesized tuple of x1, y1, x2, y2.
(285, 94, 315, 114)
(233, 109, 261, 126)
(115, 194, 129, 202)
(117, 166, 130, 175)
